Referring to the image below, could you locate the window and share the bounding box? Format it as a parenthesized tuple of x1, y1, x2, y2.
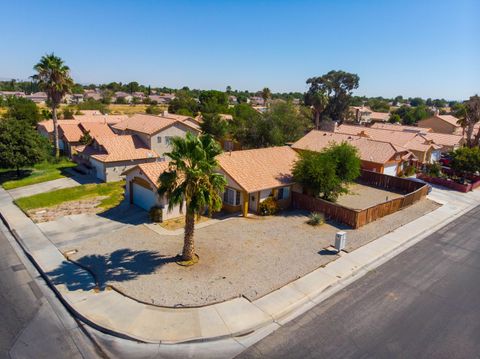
(277, 187, 290, 200)
(223, 188, 240, 206)
(157, 136, 162, 143)
(165, 136, 173, 145)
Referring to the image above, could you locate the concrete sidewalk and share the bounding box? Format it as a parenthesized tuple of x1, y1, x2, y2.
(0, 185, 479, 344)
(7, 170, 99, 200)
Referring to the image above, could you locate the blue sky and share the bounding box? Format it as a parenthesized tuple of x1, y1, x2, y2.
(2, 0, 479, 100)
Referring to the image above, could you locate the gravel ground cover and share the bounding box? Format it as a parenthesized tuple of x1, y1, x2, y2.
(66, 199, 440, 307)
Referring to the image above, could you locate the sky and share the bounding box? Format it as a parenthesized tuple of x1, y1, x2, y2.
(1, 0, 479, 100)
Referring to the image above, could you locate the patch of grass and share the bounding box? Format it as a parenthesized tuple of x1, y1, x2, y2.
(15, 181, 125, 212)
(1, 159, 77, 190)
(159, 215, 209, 231)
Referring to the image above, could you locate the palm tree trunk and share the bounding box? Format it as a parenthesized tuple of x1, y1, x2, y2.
(182, 210, 195, 261)
(52, 106, 60, 158)
(315, 111, 320, 130)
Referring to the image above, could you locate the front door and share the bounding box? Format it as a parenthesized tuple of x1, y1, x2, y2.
(248, 192, 257, 213)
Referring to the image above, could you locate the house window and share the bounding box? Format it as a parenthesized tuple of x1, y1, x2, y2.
(165, 136, 173, 145)
(223, 188, 240, 206)
(277, 187, 290, 200)
(157, 136, 162, 143)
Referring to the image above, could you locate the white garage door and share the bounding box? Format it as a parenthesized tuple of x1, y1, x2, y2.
(383, 163, 398, 177)
(132, 183, 156, 211)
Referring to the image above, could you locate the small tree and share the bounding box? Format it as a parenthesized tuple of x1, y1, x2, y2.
(261, 87, 271, 107)
(324, 142, 361, 182)
(145, 105, 161, 115)
(79, 130, 93, 145)
(293, 151, 342, 201)
(4, 97, 40, 125)
(450, 147, 480, 175)
(200, 113, 228, 140)
(0, 118, 50, 175)
(293, 142, 361, 201)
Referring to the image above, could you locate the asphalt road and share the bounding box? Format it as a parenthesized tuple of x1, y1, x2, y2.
(237, 205, 480, 359)
(0, 223, 103, 359)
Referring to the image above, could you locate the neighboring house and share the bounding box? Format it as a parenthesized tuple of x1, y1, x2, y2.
(216, 146, 298, 216)
(26, 92, 48, 103)
(77, 135, 159, 182)
(292, 130, 416, 176)
(74, 110, 102, 117)
(0, 91, 26, 98)
(114, 91, 133, 103)
(249, 96, 265, 106)
(335, 124, 442, 163)
(350, 106, 390, 123)
(58, 122, 117, 158)
(371, 122, 464, 152)
(84, 90, 102, 101)
(417, 115, 463, 135)
(111, 113, 201, 159)
(371, 122, 432, 133)
(123, 162, 184, 219)
(148, 93, 175, 104)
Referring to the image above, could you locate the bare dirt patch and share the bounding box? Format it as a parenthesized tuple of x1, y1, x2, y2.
(28, 197, 106, 223)
(336, 183, 403, 210)
(67, 199, 440, 307)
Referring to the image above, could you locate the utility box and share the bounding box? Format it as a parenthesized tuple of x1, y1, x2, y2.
(335, 231, 347, 252)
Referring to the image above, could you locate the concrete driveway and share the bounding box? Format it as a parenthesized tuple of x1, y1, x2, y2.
(7, 171, 100, 200)
(37, 201, 148, 249)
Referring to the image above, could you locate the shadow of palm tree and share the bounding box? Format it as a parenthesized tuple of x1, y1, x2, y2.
(46, 261, 97, 291)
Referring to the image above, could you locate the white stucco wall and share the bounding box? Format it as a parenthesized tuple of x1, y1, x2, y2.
(150, 123, 200, 157)
(125, 167, 183, 220)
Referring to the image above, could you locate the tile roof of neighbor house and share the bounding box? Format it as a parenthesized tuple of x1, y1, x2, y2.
(292, 130, 414, 165)
(71, 114, 127, 124)
(84, 135, 159, 163)
(371, 123, 432, 133)
(58, 123, 84, 142)
(434, 115, 461, 127)
(336, 124, 441, 152)
(423, 132, 465, 148)
(75, 110, 102, 116)
(112, 114, 177, 135)
(124, 161, 170, 188)
(79, 122, 116, 139)
(216, 146, 298, 193)
(369, 111, 390, 122)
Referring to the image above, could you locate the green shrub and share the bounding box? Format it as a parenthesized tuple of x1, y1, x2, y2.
(258, 197, 279, 216)
(425, 162, 442, 177)
(307, 212, 325, 226)
(403, 165, 416, 177)
(149, 206, 163, 223)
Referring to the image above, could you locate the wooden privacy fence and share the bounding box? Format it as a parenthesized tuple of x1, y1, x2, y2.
(292, 171, 429, 229)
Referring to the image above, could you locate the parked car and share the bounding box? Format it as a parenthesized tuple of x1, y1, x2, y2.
(408, 177, 433, 194)
(439, 154, 452, 167)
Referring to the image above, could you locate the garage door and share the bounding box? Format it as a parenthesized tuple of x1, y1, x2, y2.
(383, 163, 398, 176)
(132, 183, 156, 211)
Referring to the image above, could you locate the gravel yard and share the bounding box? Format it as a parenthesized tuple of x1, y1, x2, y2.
(66, 198, 440, 307)
(336, 183, 403, 210)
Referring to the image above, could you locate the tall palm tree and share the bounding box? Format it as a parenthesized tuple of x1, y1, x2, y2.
(32, 53, 73, 157)
(158, 133, 227, 264)
(261, 87, 271, 107)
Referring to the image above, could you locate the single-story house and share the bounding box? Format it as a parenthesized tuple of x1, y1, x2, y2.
(216, 146, 298, 216)
(123, 162, 183, 220)
(335, 124, 442, 163)
(292, 130, 416, 176)
(77, 135, 159, 182)
(26, 92, 48, 103)
(112, 113, 201, 159)
(349, 106, 390, 123)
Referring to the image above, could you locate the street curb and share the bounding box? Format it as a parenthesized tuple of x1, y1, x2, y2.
(0, 197, 478, 345)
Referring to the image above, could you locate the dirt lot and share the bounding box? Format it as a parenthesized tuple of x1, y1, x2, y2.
(336, 183, 403, 210)
(66, 198, 440, 307)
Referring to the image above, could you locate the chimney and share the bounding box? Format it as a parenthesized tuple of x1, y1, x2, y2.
(162, 110, 169, 117)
